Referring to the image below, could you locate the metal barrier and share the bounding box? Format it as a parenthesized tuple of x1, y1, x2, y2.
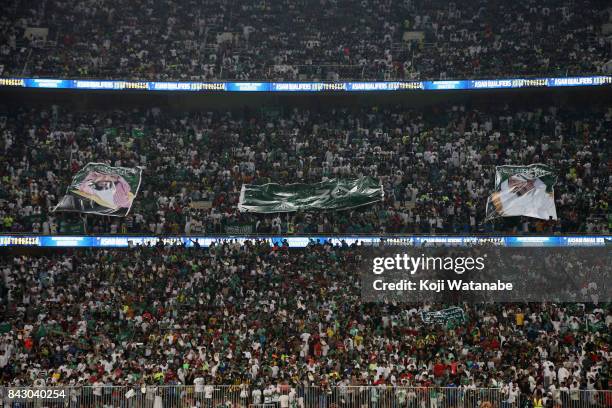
(0, 385, 247, 407)
(0, 386, 609, 408)
(301, 387, 513, 408)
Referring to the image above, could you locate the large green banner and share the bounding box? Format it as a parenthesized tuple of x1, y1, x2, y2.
(53, 163, 142, 216)
(238, 177, 383, 213)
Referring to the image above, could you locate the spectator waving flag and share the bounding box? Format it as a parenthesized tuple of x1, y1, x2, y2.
(486, 164, 557, 220)
(53, 163, 142, 216)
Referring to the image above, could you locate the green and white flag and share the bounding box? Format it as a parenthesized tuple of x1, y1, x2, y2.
(421, 307, 465, 324)
(53, 162, 142, 216)
(238, 177, 383, 213)
(105, 127, 118, 137)
(486, 164, 557, 221)
(132, 127, 144, 138)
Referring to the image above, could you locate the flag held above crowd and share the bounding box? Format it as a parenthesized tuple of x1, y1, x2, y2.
(421, 307, 466, 325)
(238, 177, 384, 213)
(53, 163, 142, 217)
(486, 164, 558, 221)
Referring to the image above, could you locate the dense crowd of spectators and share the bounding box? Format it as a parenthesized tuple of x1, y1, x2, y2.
(1, 0, 611, 81)
(0, 103, 609, 235)
(0, 242, 610, 398)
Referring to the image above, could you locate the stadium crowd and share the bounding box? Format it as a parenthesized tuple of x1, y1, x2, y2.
(0, 242, 610, 400)
(0, 104, 609, 235)
(1, 0, 611, 81)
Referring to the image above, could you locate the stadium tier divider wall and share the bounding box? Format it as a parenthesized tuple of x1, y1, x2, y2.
(0, 235, 610, 248)
(1, 75, 611, 92)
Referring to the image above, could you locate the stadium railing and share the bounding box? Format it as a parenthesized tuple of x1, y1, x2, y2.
(0, 385, 609, 407)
